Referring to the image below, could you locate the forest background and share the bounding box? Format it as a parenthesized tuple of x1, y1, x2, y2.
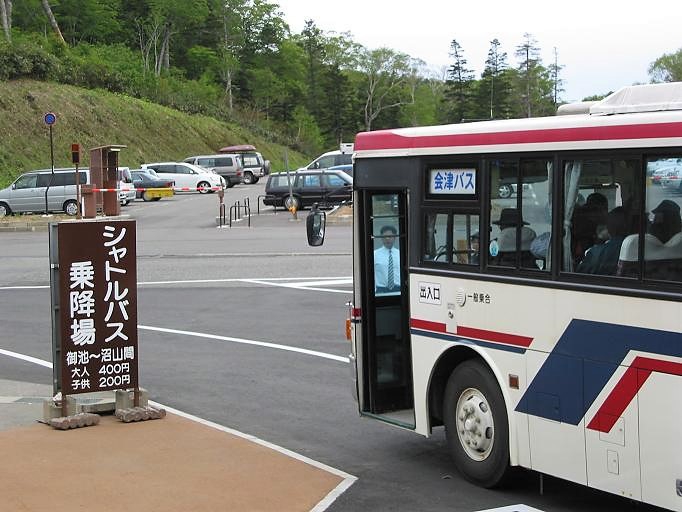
(1, 0, 681, 180)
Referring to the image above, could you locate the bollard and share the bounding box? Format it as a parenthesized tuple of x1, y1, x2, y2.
(218, 188, 226, 227)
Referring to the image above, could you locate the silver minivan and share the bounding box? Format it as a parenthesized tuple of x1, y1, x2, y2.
(184, 154, 243, 188)
(0, 168, 89, 216)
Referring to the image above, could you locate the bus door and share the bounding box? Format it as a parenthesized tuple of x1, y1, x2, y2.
(359, 190, 415, 427)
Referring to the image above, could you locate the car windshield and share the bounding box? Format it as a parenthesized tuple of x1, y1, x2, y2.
(133, 171, 156, 180)
(241, 153, 262, 167)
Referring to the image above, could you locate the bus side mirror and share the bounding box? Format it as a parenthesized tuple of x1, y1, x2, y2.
(306, 206, 326, 247)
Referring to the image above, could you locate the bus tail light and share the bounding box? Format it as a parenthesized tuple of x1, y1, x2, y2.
(350, 307, 361, 323)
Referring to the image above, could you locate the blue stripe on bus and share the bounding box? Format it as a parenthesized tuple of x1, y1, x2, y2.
(516, 319, 682, 425)
(410, 328, 527, 354)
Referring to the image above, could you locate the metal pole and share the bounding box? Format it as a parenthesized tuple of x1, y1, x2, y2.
(44, 125, 54, 215)
(75, 162, 81, 219)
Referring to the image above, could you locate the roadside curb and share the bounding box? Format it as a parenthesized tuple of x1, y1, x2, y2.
(0, 214, 131, 233)
(0, 223, 49, 232)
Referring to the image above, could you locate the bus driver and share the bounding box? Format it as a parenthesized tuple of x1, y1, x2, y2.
(374, 225, 401, 294)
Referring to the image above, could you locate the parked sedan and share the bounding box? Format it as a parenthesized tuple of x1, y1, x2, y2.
(131, 170, 175, 201)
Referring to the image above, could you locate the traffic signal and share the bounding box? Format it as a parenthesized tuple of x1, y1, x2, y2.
(71, 143, 80, 164)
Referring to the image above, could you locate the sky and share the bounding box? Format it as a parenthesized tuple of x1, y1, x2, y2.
(279, 0, 680, 103)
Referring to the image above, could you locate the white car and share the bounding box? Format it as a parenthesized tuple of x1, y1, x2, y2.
(297, 148, 353, 171)
(141, 162, 224, 193)
(118, 167, 137, 205)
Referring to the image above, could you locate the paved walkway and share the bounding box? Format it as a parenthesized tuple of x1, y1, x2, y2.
(0, 380, 355, 512)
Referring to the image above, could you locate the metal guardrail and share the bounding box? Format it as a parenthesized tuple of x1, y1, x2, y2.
(228, 199, 251, 227)
(257, 195, 276, 215)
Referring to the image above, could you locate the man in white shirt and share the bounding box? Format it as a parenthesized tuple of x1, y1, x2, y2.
(374, 225, 400, 294)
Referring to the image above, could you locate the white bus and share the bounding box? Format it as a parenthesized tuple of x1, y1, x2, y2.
(307, 83, 682, 511)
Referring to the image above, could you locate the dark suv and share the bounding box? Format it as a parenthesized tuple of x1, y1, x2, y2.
(263, 169, 352, 210)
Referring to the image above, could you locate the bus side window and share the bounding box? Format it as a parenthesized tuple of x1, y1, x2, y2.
(489, 158, 551, 271)
(423, 212, 448, 263)
(452, 214, 479, 265)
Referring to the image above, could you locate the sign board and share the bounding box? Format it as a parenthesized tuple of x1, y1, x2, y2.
(428, 168, 477, 195)
(51, 219, 138, 395)
(44, 112, 57, 126)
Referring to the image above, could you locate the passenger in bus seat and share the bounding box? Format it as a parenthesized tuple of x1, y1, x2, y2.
(572, 192, 608, 265)
(374, 225, 401, 294)
(491, 208, 536, 265)
(649, 199, 681, 244)
(577, 207, 628, 275)
(470, 232, 480, 264)
(645, 200, 682, 280)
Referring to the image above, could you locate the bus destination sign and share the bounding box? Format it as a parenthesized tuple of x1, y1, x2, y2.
(428, 168, 476, 195)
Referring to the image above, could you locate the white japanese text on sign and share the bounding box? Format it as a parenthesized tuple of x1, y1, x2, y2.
(428, 168, 476, 195)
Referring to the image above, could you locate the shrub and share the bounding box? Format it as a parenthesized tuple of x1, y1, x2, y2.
(0, 39, 60, 80)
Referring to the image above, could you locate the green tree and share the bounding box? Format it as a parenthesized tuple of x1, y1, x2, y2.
(298, 19, 325, 119)
(514, 33, 555, 117)
(147, 0, 209, 74)
(649, 48, 682, 82)
(359, 47, 413, 131)
(548, 46, 564, 108)
(444, 39, 474, 122)
(231, 0, 288, 103)
(290, 105, 323, 154)
(317, 31, 362, 143)
(54, 0, 122, 45)
(515, 33, 540, 117)
(474, 38, 513, 120)
(0, 0, 11, 42)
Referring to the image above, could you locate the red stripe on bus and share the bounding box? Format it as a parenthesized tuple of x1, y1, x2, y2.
(587, 356, 682, 433)
(456, 326, 533, 348)
(410, 318, 532, 348)
(410, 318, 446, 332)
(355, 122, 682, 151)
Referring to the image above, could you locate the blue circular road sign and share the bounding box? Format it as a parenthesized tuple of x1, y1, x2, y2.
(44, 112, 57, 126)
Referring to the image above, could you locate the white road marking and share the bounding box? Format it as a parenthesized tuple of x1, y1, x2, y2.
(0, 276, 352, 291)
(475, 506, 545, 512)
(242, 278, 351, 294)
(0, 348, 53, 368)
(0, 349, 357, 510)
(138, 325, 350, 363)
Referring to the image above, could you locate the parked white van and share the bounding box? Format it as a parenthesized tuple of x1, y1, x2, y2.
(141, 162, 224, 192)
(0, 168, 89, 216)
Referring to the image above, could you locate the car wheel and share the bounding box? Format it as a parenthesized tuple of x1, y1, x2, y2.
(243, 172, 254, 185)
(498, 184, 513, 199)
(283, 195, 300, 211)
(0, 202, 11, 217)
(197, 181, 211, 194)
(226, 179, 235, 189)
(443, 359, 510, 488)
(252, 177, 260, 184)
(63, 200, 78, 216)
(142, 191, 154, 202)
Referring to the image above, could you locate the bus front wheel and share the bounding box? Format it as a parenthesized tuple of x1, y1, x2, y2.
(443, 359, 510, 488)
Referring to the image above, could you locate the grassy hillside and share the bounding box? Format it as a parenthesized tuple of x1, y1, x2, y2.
(0, 79, 310, 188)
